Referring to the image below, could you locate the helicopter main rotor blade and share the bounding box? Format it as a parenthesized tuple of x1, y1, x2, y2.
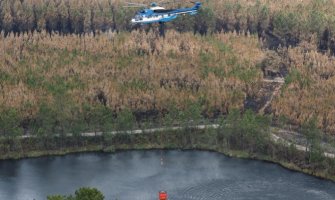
(123, 5, 145, 8)
(158, 0, 176, 5)
(159, 0, 198, 5)
(125, 2, 147, 6)
(159, 0, 186, 6)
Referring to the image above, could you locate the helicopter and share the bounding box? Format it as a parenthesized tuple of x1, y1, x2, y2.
(125, 1, 202, 24)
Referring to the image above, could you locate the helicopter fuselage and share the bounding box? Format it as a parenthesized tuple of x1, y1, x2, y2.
(131, 2, 201, 24)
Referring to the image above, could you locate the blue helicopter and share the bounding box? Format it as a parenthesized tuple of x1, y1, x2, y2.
(125, 1, 202, 24)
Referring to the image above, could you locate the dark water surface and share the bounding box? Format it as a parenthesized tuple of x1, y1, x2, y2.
(0, 150, 335, 200)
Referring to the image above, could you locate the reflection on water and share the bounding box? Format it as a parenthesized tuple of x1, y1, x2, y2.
(0, 150, 335, 200)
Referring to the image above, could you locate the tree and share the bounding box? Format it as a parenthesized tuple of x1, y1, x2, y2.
(65, 2, 74, 34)
(256, 4, 270, 34)
(56, 1, 69, 34)
(182, 100, 203, 126)
(2, 1, 13, 34)
(0, 1, 3, 31)
(272, 11, 300, 46)
(194, 7, 215, 35)
(219, 108, 241, 148)
(113, 7, 133, 32)
(31, 103, 56, 136)
(162, 100, 202, 126)
(0, 108, 23, 137)
(47, 187, 104, 200)
(92, 105, 114, 132)
(74, 187, 104, 200)
(47, 195, 72, 200)
(219, 109, 270, 152)
(13, 0, 34, 33)
(115, 108, 135, 130)
(36, 6, 46, 32)
(301, 116, 323, 163)
(0, 0, 33, 34)
(163, 103, 179, 126)
(239, 109, 270, 152)
(45, 0, 57, 33)
(72, 5, 85, 35)
(83, 7, 93, 34)
(171, 14, 194, 33)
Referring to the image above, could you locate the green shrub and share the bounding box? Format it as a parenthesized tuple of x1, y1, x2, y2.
(47, 187, 104, 200)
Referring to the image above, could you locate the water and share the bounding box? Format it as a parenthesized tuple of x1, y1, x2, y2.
(0, 150, 335, 200)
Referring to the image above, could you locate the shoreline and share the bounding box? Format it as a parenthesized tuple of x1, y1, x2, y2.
(1, 129, 334, 182)
(3, 146, 335, 183)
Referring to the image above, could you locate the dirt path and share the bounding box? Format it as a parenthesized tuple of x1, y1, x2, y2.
(271, 127, 335, 157)
(256, 77, 335, 158)
(18, 122, 334, 158)
(75, 124, 334, 159)
(258, 77, 285, 115)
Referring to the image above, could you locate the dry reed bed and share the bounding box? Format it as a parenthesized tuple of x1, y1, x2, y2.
(2, 29, 335, 134)
(0, 30, 264, 119)
(273, 41, 335, 134)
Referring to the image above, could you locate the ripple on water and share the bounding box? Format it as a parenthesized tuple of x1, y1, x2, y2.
(170, 177, 334, 200)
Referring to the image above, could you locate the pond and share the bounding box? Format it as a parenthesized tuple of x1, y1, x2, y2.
(0, 150, 334, 200)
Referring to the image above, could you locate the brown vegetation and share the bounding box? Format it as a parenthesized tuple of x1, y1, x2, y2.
(273, 40, 335, 134)
(2, 29, 335, 135)
(1, 0, 335, 136)
(0, 30, 264, 135)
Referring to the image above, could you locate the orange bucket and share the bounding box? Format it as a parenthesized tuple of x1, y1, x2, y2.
(159, 191, 168, 200)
